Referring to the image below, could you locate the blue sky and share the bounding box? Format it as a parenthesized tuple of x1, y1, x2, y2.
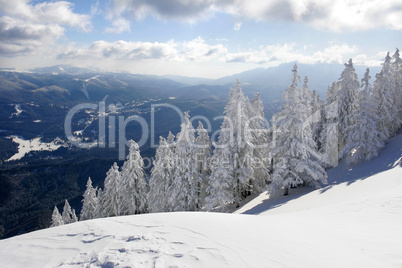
(0, 0, 401, 78)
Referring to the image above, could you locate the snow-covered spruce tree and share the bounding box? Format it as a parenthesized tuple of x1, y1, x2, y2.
(311, 90, 324, 142)
(71, 209, 78, 223)
(167, 112, 201, 211)
(320, 82, 340, 167)
(94, 187, 103, 218)
(270, 64, 327, 195)
(373, 52, 395, 142)
(167, 131, 176, 148)
(61, 199, 74, 224)
(302, 77, 325, 155)
(204, 148, 234, 211)
(101, 162, 121, 217)
(80, 177, 98, 221)
(195, 121, 211, 209)
(248, 93, 270, 191)
(207, 80, 257, 208)
(50, 206, 64, 227)
(119, 140, 148, 215)
(336, 58, 361, 157)
(301, 77, 315, 145)
(391, 49, 402, 135)
(341, 68, 384, 165)
(148, 136, 174, 213)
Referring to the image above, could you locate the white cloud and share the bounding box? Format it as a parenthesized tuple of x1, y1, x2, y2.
(104, 18, 131, 34)
(0, 16, 64, 56)
(0, 0, 92, 56)
(58, 38, 380, 72)
(224, 43, 364, 65)
(108, 0, 402, 32)
(223, 0, 402, 31)
(58, 37, 227, 62)
(0, 0, 92, 31)
(110, 0, 215, 22)
(181, 37, 228, 61)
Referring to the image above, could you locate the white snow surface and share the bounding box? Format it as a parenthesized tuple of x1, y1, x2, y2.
(6, 136, 67, 162)
(1, 135, 401, 267)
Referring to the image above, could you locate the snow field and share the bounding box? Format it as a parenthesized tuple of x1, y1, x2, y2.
(1, 161, 401, 267)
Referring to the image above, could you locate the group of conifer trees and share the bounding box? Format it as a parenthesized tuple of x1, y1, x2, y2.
(51, 49, 401, 226)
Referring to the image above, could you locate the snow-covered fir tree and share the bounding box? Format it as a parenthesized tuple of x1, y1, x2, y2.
(372, 52, 395, 142)
(271, 64, 327, 195)
(50, 206, 64, 227)
(80, 177, 98, 221)
(195, 121, 212, 209)
(101, 162, 121, 217)
(167, 131, 176, 148)
(320, 82, 340, 167)
(207, 80, 257, 208)
(94, 188, 103, 218)
(61, 200, 75, 224)
(167, 112, 200, 211)
(336, 58, 361, 157)
(341, 68, 384, 164)
(310, 88, 324, 148)
(301, 76, 315, 145)
(248, 93, 270, 192)
(148, 136, 174, 213)
(119, 140, 148, 215)
(391, 49, 402, 135)
(71, 209, 78, 222)
(205, 149, 234, 211)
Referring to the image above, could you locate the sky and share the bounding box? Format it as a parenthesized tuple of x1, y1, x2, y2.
(0, 0, 401, 78)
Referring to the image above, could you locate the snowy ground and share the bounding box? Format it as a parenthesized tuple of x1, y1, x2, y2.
(0, 135, 401, 267)
(6, 136, 67, 162)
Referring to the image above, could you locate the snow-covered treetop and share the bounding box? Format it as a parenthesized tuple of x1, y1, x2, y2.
(361, 68, 372, 93)
(176, 111, 195, 146)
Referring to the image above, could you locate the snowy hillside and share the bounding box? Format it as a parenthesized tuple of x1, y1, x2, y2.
(0, 135, 401, 267)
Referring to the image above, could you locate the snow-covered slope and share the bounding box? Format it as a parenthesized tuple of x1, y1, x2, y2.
(0, 135, 401, 267)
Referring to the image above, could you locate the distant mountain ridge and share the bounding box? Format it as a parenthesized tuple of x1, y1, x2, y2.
(214, 62, 382, 95)
(28, 62, 383, 102)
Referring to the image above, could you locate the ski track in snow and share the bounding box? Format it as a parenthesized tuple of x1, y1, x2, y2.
(0, 134, 401, 267)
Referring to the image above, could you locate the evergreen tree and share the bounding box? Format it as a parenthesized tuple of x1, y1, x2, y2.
(248, 93, 270, 191)
(320, 82, 340, 167)
(62, 200, 74, 224)
(148, 136, 173, 213)
(391, 48, 402, 135)
(337, 58, 361, 156)
(205, 149, 234, 211)
(94, 187, 104, 218)
(167, 131, 176, 148)
(301, 76, 315, 147)
(71, 209, 78, 223)
(80, 177, 98, 221)
(341, 68, 384, 164)
(310, 90, 324, 147)
(195, 121, 212, 209)
(207, 80, 257, 208)
(50, 206, 64, 227)
(119, 140, 148, 215)
(101, 162, 121, 217)
(271, 64, 327, 195)
(373, 52, 395, 141)
(168, 112, 199, 211)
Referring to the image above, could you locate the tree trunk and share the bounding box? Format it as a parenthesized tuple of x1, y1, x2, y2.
(283, 187, 289, 196)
